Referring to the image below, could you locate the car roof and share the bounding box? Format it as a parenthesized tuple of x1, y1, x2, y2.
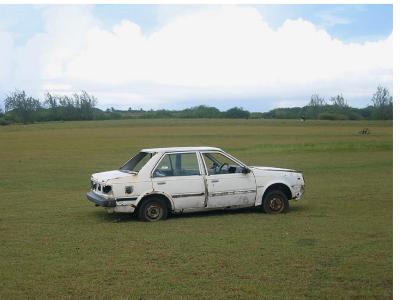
(141, 146, 222, 153)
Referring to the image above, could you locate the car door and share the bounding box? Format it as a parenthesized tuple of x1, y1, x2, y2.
(151, 152, 206, 211)
(201, 152, 256, 208)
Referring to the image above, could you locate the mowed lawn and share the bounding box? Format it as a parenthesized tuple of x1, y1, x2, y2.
(0, 119, 392, 299)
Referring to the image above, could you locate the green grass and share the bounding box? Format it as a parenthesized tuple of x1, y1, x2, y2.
(0, 119, 392, 299)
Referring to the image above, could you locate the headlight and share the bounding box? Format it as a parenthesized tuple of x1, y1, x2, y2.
(103, 185, 112, 194)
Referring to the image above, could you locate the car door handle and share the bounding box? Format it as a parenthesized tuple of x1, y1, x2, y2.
(157, 181, 166, 185)
(211, 179, 219, 183)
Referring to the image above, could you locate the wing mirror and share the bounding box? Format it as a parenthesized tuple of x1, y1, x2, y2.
(241, 167, 251, 174)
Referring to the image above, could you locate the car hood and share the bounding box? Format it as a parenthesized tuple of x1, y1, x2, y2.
(250, 166, 298, 173)
(91, 170, 134, 183)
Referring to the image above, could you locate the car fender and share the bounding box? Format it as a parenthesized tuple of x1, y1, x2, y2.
(255, 179, 294, 206)
(136, 189, 176, 211)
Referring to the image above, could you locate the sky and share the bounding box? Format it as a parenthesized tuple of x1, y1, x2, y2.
(0, 4, 393, 111)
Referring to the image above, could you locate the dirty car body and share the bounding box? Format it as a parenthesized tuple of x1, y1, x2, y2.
(86, 147, 305, 221)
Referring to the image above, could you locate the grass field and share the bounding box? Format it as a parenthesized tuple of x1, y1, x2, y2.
(0, 119, 392, 299)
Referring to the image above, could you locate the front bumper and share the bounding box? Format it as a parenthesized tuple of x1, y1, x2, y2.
(291, 184, 305, 200)
(86, 191, 116, 207)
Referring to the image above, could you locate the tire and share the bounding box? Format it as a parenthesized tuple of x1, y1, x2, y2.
(138, 197, 168, 222)
(261, 190, 289, 214)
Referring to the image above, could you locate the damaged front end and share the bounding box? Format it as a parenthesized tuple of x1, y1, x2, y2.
(87, 176, 137, 213)
(86, 190, 116, 207)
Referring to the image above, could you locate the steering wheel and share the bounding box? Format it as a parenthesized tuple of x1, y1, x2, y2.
(218, 163, 228, 174)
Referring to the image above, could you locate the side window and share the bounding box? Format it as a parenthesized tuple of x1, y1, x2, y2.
(202, 152, 242, 175)
(153, 153, 200, 177)
(153, 154, 173, 177)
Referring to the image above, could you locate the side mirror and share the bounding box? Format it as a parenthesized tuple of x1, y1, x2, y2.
(241, 167, 251, 174)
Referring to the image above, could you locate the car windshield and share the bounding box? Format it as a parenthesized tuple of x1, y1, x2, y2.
(119, 152, 154, 174)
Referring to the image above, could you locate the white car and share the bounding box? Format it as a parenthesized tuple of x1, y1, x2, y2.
(87, 147, 305, 221)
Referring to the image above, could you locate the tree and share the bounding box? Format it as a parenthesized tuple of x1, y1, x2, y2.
(304, 94, 327, 119)
(180, 105, 221, 118)
(330, 94, 348, 107)
(224, 107, 250, 119)
(61, 95, 79, 120)
(75, 91, 97, 120)
(4, 90, 41, 123)
(371, 86, 392, 120)
(43, 92, 61, 120)
(44, 92, 58, 111)
(372, 86, 392, 107)
(308, 94, 326, 107)
(44, 91, 98, 121)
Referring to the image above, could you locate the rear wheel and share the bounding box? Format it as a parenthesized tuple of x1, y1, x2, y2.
(261, 190, 289, 214)
(138, 197, 168, 222)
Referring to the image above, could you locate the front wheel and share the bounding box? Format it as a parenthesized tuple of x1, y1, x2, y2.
(138, 197, 168, 222)
(261, 190, 289, 214)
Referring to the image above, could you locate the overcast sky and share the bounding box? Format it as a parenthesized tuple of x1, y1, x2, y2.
(0, 4, 393, 111)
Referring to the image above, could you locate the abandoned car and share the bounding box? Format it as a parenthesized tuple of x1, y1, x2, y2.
(86, 147, 305, 221)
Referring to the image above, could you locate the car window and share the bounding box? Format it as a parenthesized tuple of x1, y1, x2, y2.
(153, 153, 200, 177)
(202, 152, 242, 175)
(119, 152, 153, 173)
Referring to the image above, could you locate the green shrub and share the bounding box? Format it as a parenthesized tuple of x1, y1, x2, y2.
(318, 112, 348, 120)
(348, 112, 364, 120)
(0, 118, 12, 126)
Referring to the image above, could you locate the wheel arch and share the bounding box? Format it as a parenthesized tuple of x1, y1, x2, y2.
(136, 191, 175, 213)
(262, 182, 292, 201)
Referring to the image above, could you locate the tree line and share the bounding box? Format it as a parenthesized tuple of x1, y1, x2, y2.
(0, 86, 392, 125)
(264, 87, 392, 121)
(1, 91, 98, 125)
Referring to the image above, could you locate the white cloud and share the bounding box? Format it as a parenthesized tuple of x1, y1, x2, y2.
(0, 5, 393, 110)
(15, 6, 98, 84)
(0, 29, 15, 87)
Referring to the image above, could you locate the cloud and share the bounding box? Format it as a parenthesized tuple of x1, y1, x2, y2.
(0, 29, 15, 87)
(0, 5, 393, 110)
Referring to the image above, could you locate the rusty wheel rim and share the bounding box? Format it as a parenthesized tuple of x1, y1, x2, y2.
(145, 204, 162, 221)
(269, 196, 284, 212)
